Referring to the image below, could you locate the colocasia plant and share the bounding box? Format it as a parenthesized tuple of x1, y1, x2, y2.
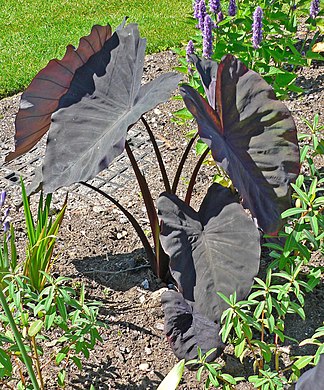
(7, 21, 300, 362)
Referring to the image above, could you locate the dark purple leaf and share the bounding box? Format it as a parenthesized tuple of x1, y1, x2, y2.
(158, 183, 260, 322)
(181, 54, 300, 234)
(295, 355, 324, 390)
(8, 24, 181, 194)
(6, 24, 113, 162)
(41, 23, 180, 193)
(161, 290, 223, 362)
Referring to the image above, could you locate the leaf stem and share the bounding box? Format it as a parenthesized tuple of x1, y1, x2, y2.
(274, 333, 280, 372)
(171, 133, 198, 194)
(185, 147, 210, 205)
(141, 116, 171, 193)
(125, 141, 169, 278)
(80, 181, 156, 272)
(31, 335, 45, 390)
(260, 310, 265, 370)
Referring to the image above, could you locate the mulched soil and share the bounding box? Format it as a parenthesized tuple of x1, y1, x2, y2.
(0, 49, 323, 389)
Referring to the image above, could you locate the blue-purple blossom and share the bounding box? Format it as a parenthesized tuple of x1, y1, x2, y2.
(252, 6, 263, 49)
(228, 0, 237, 16)
(310, 0, 320, 18)
(193, 0, 200, 19)
(186, 40, 195, 63)
(209, 0, 221, 14)
(3, 221, 10, 233)
(217, 11, 224, 23)
(0, 191, 6, 207)
(203, 14, 213, 58)
(198, 0, 207, 31)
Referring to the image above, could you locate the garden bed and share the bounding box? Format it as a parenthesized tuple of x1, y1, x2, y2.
(0, 50, 323, 389)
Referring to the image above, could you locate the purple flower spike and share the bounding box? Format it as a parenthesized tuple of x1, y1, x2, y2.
(198, 0, 207, 32)
(209, 0, 221, 14)
(252, 6, 263, 49)
(3, 221, 10, 233)
(310, 0, 320, 19)
(217, 11, 224, 23)
(186, 40, 195, 63)
(0, 191, 6, 207)
(228, 0, 237, 16)
(193, 0, 200, 19)
(203, 14, 213, 59)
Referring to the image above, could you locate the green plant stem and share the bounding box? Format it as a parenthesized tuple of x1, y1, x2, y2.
(260, 310, 265, 370)
(274, 333, 280, 372)
(0, 288, 40, 390)
(240, 323, 261, 372)
(31, 335, 45, 390)
(141, 116, 171, 193)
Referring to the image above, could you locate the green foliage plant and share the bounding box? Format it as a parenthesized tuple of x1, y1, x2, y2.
(20, 178, 67, 292)
(176, 0, 323, 100)
(0, 180, 103, 389)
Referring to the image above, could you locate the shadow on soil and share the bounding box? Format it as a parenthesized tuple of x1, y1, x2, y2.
(72, 248, 160, 292)
(71, 357, 163, 389)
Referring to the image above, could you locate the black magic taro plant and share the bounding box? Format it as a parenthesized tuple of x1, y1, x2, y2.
(6, 21, 300, 361)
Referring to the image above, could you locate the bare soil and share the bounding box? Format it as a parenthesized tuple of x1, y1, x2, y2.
(0, 50, 323, 389)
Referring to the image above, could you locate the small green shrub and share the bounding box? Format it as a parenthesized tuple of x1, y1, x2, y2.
(0, 180, 104, 389)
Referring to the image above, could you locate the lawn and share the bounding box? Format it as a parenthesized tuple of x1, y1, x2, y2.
(0, 0, 195, 98)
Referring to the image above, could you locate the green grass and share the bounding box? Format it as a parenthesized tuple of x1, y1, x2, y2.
(0, 0, 195, 99)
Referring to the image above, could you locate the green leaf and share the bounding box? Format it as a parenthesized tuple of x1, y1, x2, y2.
(157, 359, 185, 390)
(314, 345, 324, 365)
(274, 329, 285, 343)
(28, 320, 43, 337)
(289, 302, 305, 320)
(173, 107, 193, 121)
(56, 296, 68, 322)
(57, 369, 66, 387)
(291, 183, 310, 205)
(281, 207, 307, 218)
(56, 346, 69, 365)
(71, 356, 83, 370)
(252, 340, 272, 362)
(254, 301, 265, 320)
(208, 371, 220, 387)
(220, 373, 238, 385)
(217, 292, 233, 306)
(234, 338, 246, 359)
(221, 312, 234, 343)
(0, 348, 13, 377)
(293, 355, 313, 370)
(266, 314, 275, 333)
(266, 295, 273, 314)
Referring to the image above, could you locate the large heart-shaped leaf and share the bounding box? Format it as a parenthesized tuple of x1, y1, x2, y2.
(181, 54, 300, 234)
(42, 23, 181, 193)
(161, 290, 223, 361)
(7, 23, 181, 194)
(157, 183, 260, 322)
(6, 24, 113, 162)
